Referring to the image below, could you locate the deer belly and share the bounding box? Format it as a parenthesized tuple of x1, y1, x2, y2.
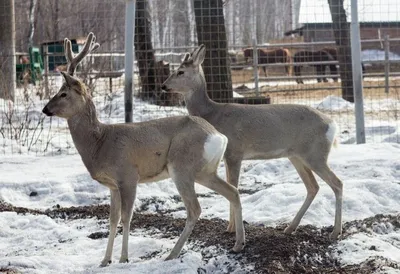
(243, 148, 287, 160)
(139, 168, 170, 183)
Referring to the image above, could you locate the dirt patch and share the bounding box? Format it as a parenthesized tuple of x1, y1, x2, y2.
(1, 201, 399, 273)
(0, 267, 21, 274)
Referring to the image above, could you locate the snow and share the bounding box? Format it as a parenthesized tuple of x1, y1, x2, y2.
(0, 212, 248, 274)
(1, 85, 400, 273)
(316, 95, 354, 111)
(362, 49, 400, 62)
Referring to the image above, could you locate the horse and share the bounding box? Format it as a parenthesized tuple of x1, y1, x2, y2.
(243, 47, 292, 76)
(322, 47, 366, 79)
(293, 49, 338, 84)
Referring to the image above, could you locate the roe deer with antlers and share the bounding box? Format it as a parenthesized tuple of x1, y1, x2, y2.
(42, 34, 245, 266)
(162, 45, 343, 240)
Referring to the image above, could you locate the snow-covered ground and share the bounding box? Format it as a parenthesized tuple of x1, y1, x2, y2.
(1, 83, 399, 273)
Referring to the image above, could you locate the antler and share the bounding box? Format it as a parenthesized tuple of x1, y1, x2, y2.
(64, 32, 100, 76)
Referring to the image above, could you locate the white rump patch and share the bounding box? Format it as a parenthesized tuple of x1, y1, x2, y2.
(326, 121, 337, 145)
(203, 133, 228, 167)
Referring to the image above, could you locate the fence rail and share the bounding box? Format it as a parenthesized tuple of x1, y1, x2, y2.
(229, 38, 400, 49)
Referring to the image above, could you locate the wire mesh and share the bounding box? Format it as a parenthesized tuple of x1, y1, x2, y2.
(0, 0, 399, 156)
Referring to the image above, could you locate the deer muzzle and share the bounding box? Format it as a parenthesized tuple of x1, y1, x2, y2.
(42, 106, 54, 116)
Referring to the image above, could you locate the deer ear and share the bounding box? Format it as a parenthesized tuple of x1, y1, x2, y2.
(192, 44, 206, 66)
(182, 53, 190, 62)
(61, 71, 82, 92)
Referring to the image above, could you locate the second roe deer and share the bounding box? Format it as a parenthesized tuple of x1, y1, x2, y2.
(42, 34, 245, 266)
(162, 44, 343, 240)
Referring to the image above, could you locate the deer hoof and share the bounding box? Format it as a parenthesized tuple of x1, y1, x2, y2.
(99, 259, 111, 267)
(283, 226, 295, 234)
(329, 231, 342, 241)
(165, 253, 178, 261)
(119, 258, 129, 264)
(232, 242, 245, 253)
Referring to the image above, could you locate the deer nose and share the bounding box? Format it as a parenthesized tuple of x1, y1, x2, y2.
(161, 85, 167, 90)
(42, 106, 53, 116)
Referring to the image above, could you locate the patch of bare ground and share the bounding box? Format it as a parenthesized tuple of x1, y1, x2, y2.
(0, 267, 21, 274)
(1, 201, 399, 273)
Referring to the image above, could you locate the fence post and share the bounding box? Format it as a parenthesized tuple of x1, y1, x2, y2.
(384, 35, 390, 94)
(252, 39, 259, 96)
(124, 0, 136, 123)
(43, 47, 49, 99)
(350, 0, 366, 144)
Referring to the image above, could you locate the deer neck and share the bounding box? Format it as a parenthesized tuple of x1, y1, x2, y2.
(67, 98, 105, 168)
(183, 72, 216, 117)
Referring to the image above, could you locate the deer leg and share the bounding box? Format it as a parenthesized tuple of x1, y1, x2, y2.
(197, 173, 245, 252)
(224, 157, 242, 233)
(118, 179, 138, 263)
(308, 162, 343, 240)
(284, 157, 319, 234)
(100, 189, 121, 267)
(166, 173, 200, 260)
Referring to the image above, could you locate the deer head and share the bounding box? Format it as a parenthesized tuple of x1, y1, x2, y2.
(161, 45, 206, 95)
(42, 33, 100, 118)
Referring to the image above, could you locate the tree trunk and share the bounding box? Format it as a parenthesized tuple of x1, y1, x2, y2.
(28, 0, 37, 48)
(328, 0, 354, 102)
(0, 0, 16, 101)
(134, 0, 157, 101)
(194, 0, 233, 102)
(52, 0, 59, 41)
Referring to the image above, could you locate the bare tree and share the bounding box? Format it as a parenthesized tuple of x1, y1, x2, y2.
(51, 0, 59, 40)
(27, 0, 37, 48)
(0, 0, 16, 101)
(135, 0, 157, 101)
(240, 0, 252, 45)
(194, 0, 233, 102)
(328, 0, 354, 102)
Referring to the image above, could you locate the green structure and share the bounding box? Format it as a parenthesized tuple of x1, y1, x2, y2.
(16, 46, 44, 85)
(41, 37, 86, 71)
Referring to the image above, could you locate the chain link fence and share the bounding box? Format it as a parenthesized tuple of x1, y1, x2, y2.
(0, 0, 399, 156)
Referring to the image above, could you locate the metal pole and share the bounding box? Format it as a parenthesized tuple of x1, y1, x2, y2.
(252, 39, 259, 95)
(252, 0, 259, 96)
(43, 47, 49, 98)
(350, 0, 366, 144)
(124, 0, 135, 123)
(384, 35, 390, 94)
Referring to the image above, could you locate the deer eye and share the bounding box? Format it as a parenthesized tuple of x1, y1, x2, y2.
(60, 93, 67, 98)
(177, 71, 184, 76)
